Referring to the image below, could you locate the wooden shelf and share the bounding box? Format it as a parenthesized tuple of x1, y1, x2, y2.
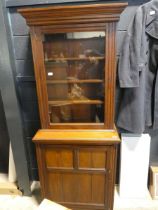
(48, 99, 103, 106)
(45, 56, 105, 62)
(47, 79, 103, 84)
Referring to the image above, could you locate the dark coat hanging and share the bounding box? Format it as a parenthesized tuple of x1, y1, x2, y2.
(117, 0, 158, 134)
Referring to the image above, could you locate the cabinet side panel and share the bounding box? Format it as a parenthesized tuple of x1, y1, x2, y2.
(30, 27, 49, 128)
(35, 144, 47, 198)
(106, 145, 118, 210)
(105, 22, 117, 129)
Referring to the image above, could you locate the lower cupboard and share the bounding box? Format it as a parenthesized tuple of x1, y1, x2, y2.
(33, 129, 120, 210)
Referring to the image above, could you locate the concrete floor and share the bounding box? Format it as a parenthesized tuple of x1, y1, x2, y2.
(114, 187, 158, 210)
(0, 174, 158, 210)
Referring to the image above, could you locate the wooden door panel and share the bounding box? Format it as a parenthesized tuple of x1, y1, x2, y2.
(78, 149, 107, 170)
(47, 172, 106, 206)
(45, 147, 73, 169)
(91, 174, 105, 204)
(47, 173, 63, 202)
(62, 173, 92, 203)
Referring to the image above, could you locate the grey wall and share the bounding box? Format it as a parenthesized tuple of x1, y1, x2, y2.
(0, 92, 9, 173)
(5, 0, 158, 182)
(5, 0, 149, 7)
(0, 0, 31, 195)
(8, 8, 40, 180)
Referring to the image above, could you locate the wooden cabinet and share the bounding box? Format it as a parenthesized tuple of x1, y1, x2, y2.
(19, 2, 127, 210)
(33, 129, 120, 210)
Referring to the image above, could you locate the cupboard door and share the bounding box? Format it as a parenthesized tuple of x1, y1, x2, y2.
(42, 145, 112, 209)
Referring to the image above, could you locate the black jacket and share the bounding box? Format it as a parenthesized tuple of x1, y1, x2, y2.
(117, 0, 158, 133)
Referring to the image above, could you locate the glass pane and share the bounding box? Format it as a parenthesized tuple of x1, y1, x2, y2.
(43, 32, 105, 124)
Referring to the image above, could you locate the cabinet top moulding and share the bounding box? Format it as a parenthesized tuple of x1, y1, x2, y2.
(18, 2, 128, 26)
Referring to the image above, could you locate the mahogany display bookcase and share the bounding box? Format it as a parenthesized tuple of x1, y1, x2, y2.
(19, 2, 127, 210)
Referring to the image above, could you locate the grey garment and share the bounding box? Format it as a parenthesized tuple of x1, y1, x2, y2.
(117, 0, 158, 134)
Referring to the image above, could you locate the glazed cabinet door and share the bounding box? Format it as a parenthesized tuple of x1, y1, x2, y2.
(44, 32, 105, 126)
(37, 144, 116, 210)
(30, 23, 117, 129)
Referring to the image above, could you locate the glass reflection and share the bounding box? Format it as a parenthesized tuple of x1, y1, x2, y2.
(43, 32, 105, 123)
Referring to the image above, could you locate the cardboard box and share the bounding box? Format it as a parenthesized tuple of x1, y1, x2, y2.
(149, 166, 158, 199)
(38, 199, 71, 210)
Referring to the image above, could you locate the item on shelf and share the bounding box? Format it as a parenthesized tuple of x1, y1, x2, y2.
(49, 105, 60, 123)
(50, 104, 72, 123)
(50, 103, 95, 123)
(68, 84, 86, 100)
(84, 49, 104, 64)
(78, 54, 86, 59)
(50, 110, 61, 123)
(67, 76, 79, 81)
(84, 49, 104, 56)
(59, 52, 65, 58)
(61, 105, 72, 122)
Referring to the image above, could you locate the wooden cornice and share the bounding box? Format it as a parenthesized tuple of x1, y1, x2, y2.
(18, 3, 128, 26)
